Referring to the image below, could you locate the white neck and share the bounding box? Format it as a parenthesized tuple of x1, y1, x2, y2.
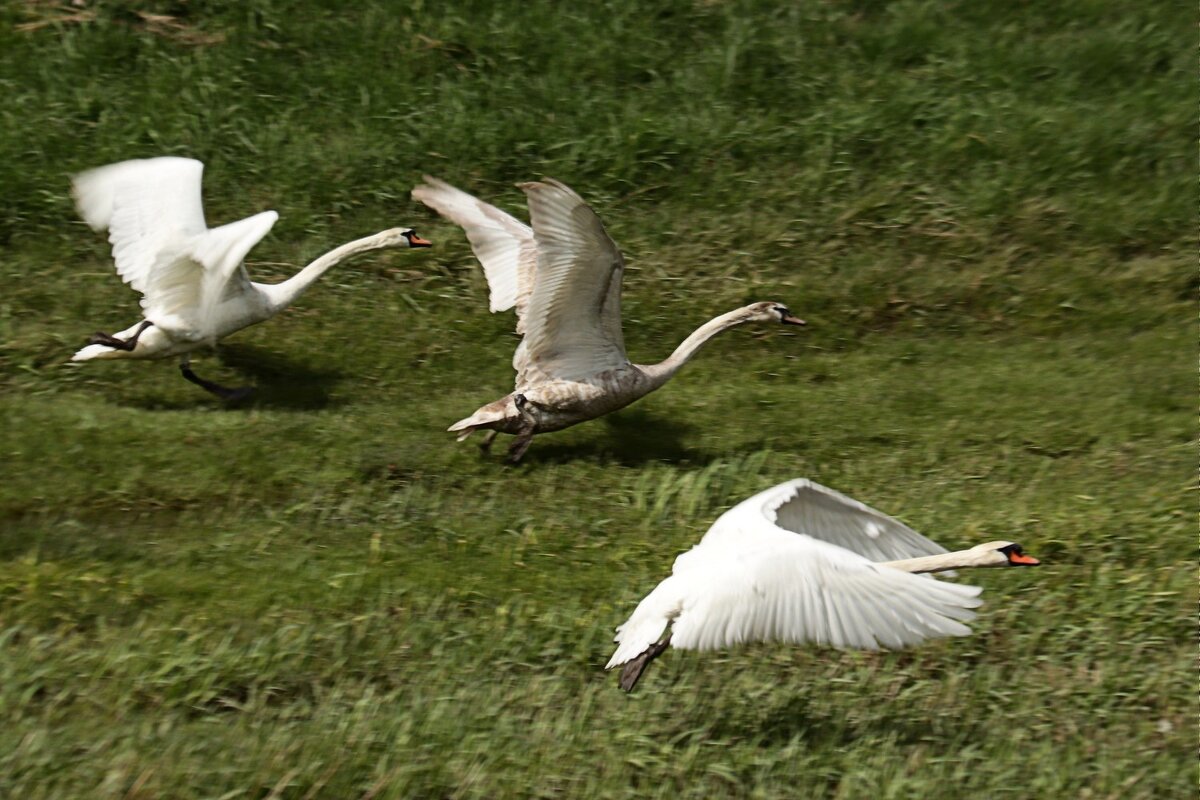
(880, 546, 1007, 574)
(258, 231, 399, 311)
(639, 306, 759, 384)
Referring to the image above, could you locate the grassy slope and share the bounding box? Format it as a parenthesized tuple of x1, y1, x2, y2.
(0, 1, 1193, 797)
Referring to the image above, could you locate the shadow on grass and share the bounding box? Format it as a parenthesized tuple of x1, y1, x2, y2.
(701, 691, 977, 750)
(219, 344, 345, 410)
(120, 344, 345, 411)
(520, 408, 702, 466)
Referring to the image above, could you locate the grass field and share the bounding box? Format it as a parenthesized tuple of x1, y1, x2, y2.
(0, 1, 1193, 797)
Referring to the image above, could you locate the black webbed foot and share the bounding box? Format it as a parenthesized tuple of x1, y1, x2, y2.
(180, 364, 254, 403)
(88, 321, 153, 351)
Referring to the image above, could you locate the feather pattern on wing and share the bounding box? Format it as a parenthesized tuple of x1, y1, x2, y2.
(667, 535, 980, 653)
(72, 157, 208, 296)
(411, 176, 537, 323)
(609, 529, 981, 668)
(517, 179, 629, 383)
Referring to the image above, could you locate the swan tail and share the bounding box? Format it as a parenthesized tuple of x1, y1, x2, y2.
(447, 397, 514, 439)
(606, 577, 681, 672)
(71, 344, 116, 362)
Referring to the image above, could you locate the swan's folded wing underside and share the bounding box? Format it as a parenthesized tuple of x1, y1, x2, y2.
(411, 176, 537, 326)
(517, 179, 628, 383)
(133, 211, 277, 338)
(669, 537, 981, 652)
(703, 478, 951, 564)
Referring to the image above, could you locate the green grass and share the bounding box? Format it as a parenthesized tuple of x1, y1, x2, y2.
(0, 1, 1193, 797)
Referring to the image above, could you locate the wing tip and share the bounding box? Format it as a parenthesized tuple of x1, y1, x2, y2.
(71, 156, 207, 232)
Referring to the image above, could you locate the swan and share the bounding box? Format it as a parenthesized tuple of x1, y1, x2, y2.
(70, 157, 431, 400)
(412, 176, 805, 462)
(607, 478, 1040, 691)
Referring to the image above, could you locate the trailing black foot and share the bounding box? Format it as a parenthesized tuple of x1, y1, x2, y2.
(478, 429, 499, 454)
(618, 633, 672, 692)
(88, 320, 153, 351)
(180, 364, 254, 402)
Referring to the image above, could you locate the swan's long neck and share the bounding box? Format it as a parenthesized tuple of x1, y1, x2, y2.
(639, 307, 756, 384)
(259, 231, 399, 311)
(880, 547, 1002, 574)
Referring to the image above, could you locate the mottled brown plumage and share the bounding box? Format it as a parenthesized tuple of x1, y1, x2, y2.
(413, 176, 805, 462)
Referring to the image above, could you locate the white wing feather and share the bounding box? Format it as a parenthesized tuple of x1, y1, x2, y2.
(72, 157, 277, 338)
(411, 176, 537, 322)
(667, 537, 980, 653)
(518, 179, 628, 383)
(608, 531, 981, 668)
(72, 157, 208, 296)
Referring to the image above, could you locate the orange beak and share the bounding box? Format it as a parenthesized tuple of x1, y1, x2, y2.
(781, 314, 806, 326)
(408, 234, 433, 248)
(1007, 552, 1040, 566)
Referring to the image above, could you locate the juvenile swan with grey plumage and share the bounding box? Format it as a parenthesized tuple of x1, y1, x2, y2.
(608, 478, 1040, 691)
(412, 176, 805, 462)
(71, 157, 431, 400)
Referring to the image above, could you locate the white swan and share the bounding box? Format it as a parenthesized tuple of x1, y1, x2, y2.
(70, 157, 431, 399)
(412, 176, 805, 462)
(607, 478, 1040, 691)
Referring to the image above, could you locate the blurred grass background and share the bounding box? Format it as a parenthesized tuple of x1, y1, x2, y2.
(0, 1, 1193, 797)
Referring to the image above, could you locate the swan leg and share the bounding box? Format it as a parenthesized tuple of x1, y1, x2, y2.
(618, 632, 672, 693)
(505, 432, 535, 464)
(504, 395, 537, 464)
(88, 320, 153, 351)
(478, 429, 499, 454)
(179, 358, 254, 402)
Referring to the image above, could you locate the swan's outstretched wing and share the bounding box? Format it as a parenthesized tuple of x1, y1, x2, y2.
(411, 176, 537, 327)
(73, 157, 209, 296)
(700, 478, 950, 564)
(72, 157, 277, 338)
(607, 533, 982, 669)
(517, 179, 628, 383)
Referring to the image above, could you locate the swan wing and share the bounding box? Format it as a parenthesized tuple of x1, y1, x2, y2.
(131, 211, 277, 337)
(517, 179, 628, 382)
(666, 534, 981, 653)
(411, 176, 537, 326)
(187, 211, 279, 325)
(700, 478, 950, 564)
(74, 157, 276, 337)
(72, 157, 208, 296)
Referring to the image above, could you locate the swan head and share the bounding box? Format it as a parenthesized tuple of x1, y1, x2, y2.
(747, 301, 806, 326)
(969, 541, 1041, 567)
(376, 228, 433, 248)
(399, 228, 433, 248)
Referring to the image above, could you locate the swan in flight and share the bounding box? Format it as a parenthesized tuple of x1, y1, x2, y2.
(412, 176, 805, 463)
(607, 478, 1040, 691)
(71, 157, 431, 400)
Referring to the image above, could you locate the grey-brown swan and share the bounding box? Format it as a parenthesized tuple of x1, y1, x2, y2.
(412, 176, 805, 462)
